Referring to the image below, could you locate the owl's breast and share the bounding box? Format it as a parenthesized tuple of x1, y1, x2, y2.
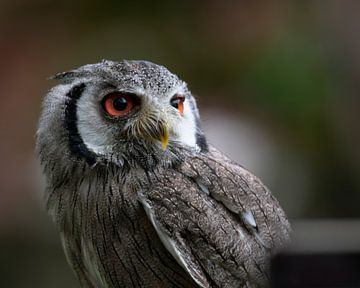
(64, 172, 196, 288)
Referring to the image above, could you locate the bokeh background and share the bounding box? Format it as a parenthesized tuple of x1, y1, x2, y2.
(1, 1, 360, 287)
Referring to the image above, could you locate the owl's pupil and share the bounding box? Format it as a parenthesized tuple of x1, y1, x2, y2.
(113, 97, 128, 111)
(170, 99, 180, 109)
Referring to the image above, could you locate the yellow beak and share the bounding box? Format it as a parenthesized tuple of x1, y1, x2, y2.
(133, 118, 169, 151)
(160, 126, 169, 151)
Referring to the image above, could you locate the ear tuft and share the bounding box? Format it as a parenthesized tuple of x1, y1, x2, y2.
(49, 71, 77, 81)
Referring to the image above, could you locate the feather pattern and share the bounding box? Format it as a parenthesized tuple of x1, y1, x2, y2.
(139, 146, 290, 287)
(41, 144, 290, 287)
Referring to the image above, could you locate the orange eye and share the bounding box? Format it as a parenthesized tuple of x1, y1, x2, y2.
(102, 92, 135, 117)
(170, 95, 185, 115)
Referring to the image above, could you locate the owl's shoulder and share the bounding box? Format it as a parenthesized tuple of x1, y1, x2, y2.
(137, 144, 291, 287)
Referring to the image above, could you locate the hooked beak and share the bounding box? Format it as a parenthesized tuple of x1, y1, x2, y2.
(127, 114, 170, 151)
(140, 121, 169, 151)
(158, 124, 169, 151)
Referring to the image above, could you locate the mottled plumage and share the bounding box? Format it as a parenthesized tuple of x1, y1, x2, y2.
(36, 60, 290, 288)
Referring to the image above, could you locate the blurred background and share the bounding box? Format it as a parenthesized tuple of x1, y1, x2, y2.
(0, 1, 359, 287)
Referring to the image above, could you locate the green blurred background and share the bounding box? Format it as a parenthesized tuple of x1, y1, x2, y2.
(0, 1, 359, 287)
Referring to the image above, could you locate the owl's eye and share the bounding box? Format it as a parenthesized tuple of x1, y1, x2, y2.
(170, 95, 185, 114)
(102, 92, 135, 117)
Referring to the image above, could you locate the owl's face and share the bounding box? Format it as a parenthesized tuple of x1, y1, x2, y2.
(37, 60, 207, 168)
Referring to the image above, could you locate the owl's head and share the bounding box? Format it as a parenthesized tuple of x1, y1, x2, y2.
(37, 60, 208, 170)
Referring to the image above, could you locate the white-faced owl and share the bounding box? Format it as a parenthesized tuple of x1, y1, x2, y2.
(36, 60, 290, 288)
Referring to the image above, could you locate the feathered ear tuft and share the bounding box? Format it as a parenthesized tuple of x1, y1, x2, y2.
(48, 61, 111, 82)
(48, 70, 94, 83)
(49, 71, 77, 81)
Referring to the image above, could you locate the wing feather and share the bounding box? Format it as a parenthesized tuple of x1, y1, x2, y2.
(139, 146, 290, 287)
(139, 193, 211, 288)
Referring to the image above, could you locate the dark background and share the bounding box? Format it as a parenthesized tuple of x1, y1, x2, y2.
(0, 1, 359, 287)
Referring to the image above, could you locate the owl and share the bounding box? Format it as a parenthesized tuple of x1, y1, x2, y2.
(36, 60, 290, 288)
